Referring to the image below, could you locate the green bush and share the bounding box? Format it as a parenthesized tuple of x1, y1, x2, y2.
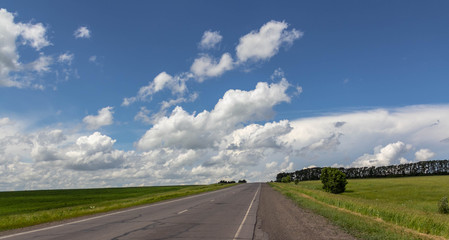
(281, 175, 291, 183)
(438, 196, 449, 214)
(320, 167, 347, 194)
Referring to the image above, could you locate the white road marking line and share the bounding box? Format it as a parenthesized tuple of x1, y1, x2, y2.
(233, 184, 260, 240)
(0, 186, 237, 240)
(177, 209, 188, 214)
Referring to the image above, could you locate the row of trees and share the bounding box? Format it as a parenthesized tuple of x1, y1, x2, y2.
(277, 160, 449, 182)
(218, 179, 247, 184)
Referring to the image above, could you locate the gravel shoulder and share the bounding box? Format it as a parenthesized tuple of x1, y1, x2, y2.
(254, 183, 358, 240)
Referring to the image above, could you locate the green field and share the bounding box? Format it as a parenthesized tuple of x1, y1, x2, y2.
(270, 176, 449, 240)
(0, 184, 235, 231)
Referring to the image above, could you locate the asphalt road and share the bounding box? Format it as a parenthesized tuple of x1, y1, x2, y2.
(0, 183, 260, 240)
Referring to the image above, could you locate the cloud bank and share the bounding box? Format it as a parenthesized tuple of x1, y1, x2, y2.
(2, 78, 449, 191)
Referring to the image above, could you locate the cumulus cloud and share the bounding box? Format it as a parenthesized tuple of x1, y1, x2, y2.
(415, 148, 435, 162)
(235, 20, 302, 62)
(74, 26, 90, 39)
(122, 72, 191, 106)
(65, 132, 125, 171)
(219, 120, 292, 150)
(0, 8, 51, 88)
(351, 141, 412, 167)
(83, 106, 114, 130)
(136, 79, 291, 150)
(190, 53, 233, 81)
(19, 22, 50, 50)
(199, 30, 222, 49)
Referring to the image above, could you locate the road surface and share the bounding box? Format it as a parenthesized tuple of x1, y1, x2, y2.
(0, 183, 260, 240)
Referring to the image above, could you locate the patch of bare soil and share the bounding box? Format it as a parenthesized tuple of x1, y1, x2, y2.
(254, 183, 358, 240)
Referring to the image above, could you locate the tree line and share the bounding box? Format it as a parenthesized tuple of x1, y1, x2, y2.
(276, 160, 449, 182)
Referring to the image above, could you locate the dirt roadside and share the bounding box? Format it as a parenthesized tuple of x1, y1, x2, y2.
(254, 183, 358, 240)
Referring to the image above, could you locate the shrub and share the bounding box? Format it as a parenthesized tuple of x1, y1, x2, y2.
(281, 175, 291, 183)
(320, 167, 347, 194)
(294, 179, 300, 185)
(438, 196, 449, 214)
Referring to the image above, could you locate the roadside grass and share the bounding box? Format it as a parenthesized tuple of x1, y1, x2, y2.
(0, 184, 235, 231)
(270, 175, 449, 240)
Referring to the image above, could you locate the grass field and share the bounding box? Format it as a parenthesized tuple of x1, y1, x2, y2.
(0, 184, 235, 231)
(270, 176, 449, 240)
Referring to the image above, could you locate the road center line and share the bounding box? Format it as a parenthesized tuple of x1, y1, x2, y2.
(177, 209, 188, 214)
(233, 184, 260, 240)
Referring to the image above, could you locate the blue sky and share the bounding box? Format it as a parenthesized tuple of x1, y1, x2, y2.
(1, 1, 449, 190)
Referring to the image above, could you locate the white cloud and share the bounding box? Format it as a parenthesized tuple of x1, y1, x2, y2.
(160, 93, 198, 111)
(219, 120, 292, 150)
(281, 104, 449, 169)
(65, 132, 125, 171)
(236, 20, 302, 62)
(351, 141, 412, 167)
(122, 72, 191, 106)
(136, 79, 291, 150)
(83, 106, 114, 130)
(19, 21, 50, 50)
(29, 54, 52, 72)
(146, 93, 200, 123)
(300, 133, 343, 153)
(58, 52, 74, 65)
(190, 53, 233, 81)
(199, 30, 222, 49)
(0, 117, 12, 126)
(134, 106, 152, 124)
(415, 148, 435, 162)
(0, 8, 51, 88)
(74, 26, 90, 39)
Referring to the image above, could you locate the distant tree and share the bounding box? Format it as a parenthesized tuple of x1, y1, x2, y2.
(276, 172, 288, 182)
(238, 179, 247, 183)
(320, 167, 347, 194)
(218, 180, 236, 184)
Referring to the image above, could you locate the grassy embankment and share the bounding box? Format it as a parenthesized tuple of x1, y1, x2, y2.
(0, 184, 236, 231)
(270, 176, 449, 240)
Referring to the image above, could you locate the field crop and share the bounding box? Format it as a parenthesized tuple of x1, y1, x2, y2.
(271, 176, 449, 240)
(0, 184, 235, 231)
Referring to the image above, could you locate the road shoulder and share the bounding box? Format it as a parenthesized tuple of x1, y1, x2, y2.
(254, 183, 358, 240)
